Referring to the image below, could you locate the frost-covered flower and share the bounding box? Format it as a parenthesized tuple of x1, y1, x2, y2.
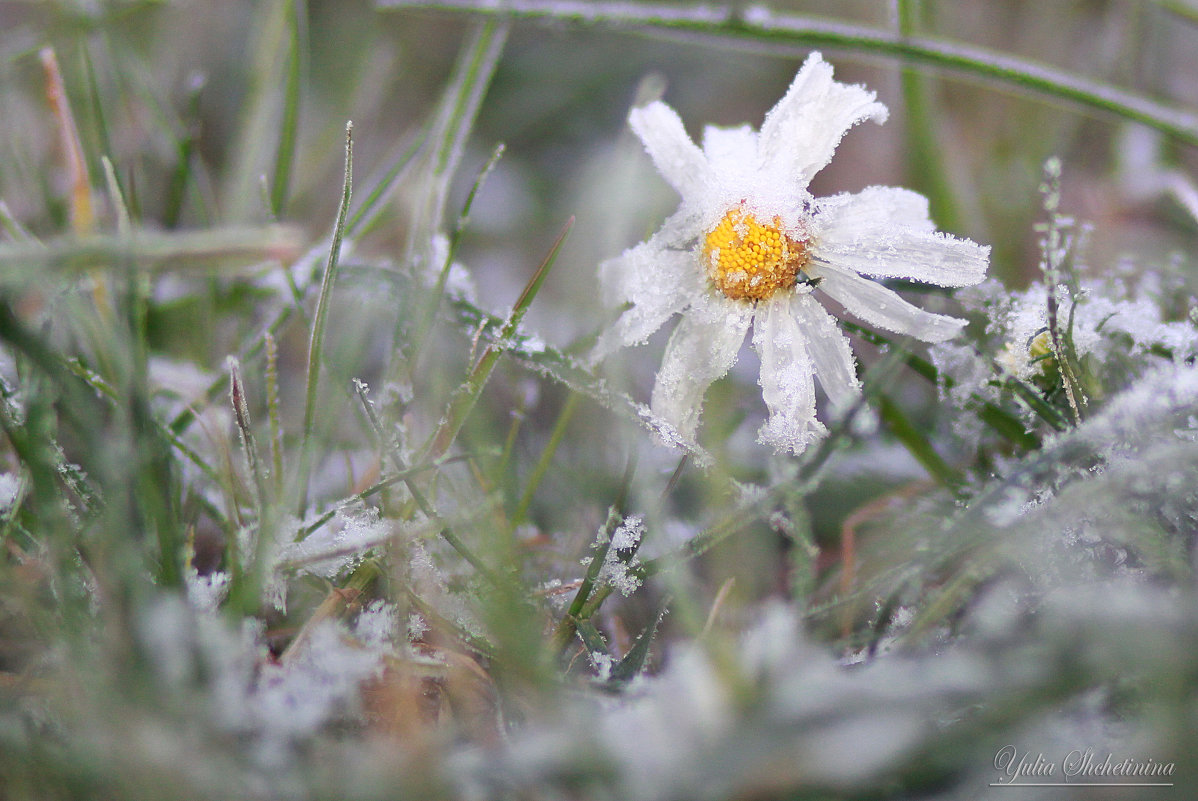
(595, 53, 990, 453)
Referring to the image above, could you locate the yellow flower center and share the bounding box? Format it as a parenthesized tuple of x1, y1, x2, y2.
(702, 207, 810, 302)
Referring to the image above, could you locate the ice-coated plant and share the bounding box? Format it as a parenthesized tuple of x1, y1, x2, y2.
(594, 52, 991, 453)
(7, 3, 1198, 800)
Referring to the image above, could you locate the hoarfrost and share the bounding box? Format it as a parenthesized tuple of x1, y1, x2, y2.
(0, 471, 21, 510)
(354, 599, 399, 654)
(590, 651, 614, 683)
(277, 506, 392, 580)
(597, 515, 645, 597)
(185, 569, 229, 615)
(250, 621, 385, 765)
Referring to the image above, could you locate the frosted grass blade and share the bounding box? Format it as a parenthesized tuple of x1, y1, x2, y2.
(378, 0, 1198, 146)
(297, 122, 354, 514)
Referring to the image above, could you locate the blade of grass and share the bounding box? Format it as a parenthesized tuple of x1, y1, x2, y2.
(378, 0, 1198, 146)
(351, 379, 504, 587)
(606, 600, 668, 685)
(444, 288, 715, 465)
(510, 391, 579, 527)
(400, 19, 508, 289)
(550, 506, 624, 654)
(0, 226, 302, 279)
(82, 46, 120, 215)
(408, 142, 505, 374)
(424, 216, 572, 461)
(895, 0, 963, 233)
(100, 157, 131, 236)
(875, 392, 962, 491)
(40, 47, 94, 235)
(225, 0, 303, 219)
(264, 333, 285, 497)
(164, 73, 206, 228)
(550, 459, 635, 653)
(270, 0, 307, 217)
(296, 121, 354, 514)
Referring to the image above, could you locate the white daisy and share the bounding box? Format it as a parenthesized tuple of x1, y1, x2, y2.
(594, 52, 991, 454)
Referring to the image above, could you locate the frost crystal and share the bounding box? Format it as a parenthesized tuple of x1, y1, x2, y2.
(594, 52, 989, 453)
(597, 515, 645, 597)
(278, 506, 393, 580)
(0, 471, 21, 510)
(185, 569, 229, 615)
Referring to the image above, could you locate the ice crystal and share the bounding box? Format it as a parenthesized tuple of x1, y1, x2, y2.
(596, 515, 645, 597)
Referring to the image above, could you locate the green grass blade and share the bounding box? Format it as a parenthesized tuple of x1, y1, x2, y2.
(424, 216, 572, 461)
(270, 0, 307, 217)
(408, 142, 505, 373)
(225, 0, 302, 219)
(896, 0, 963, 233)
(403, 19, 508, 265)
(510, 391, 578, 527)
(297, 121, 354, 514)
(875, 392, 962, 491)
(378, 0, 1198, 146)
(264, 332, 285, 497)
(0, 226, 303, 279)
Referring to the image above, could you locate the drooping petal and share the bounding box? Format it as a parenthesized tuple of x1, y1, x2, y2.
(629, 101, 710, 200)
(757, 52, 889, 188)
(650, 296, 753, 442)
(752, 294, 825, 454)
(592, 244, 702, 362)
(812, 189, 990, 287)
(813, 264, 968, 343)
(790, 292, 861, 408)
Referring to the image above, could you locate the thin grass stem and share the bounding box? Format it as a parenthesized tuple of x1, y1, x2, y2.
(297, 121, 354, 514)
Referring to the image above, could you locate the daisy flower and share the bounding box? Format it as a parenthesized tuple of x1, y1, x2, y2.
(594, 52, 991, 454)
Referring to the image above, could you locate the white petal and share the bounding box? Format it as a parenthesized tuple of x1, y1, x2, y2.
(814, 265, 967, 343)
(816, 185, 937, 235)
(790, 292, 861, 407)
(813, 191, 990, 287)
(757, 52, 889, 188)
(752, 294, 825, 454)
(592, 244, 701, 362)
(701, 123, 758, 173)
(650, 296, 752, 442)
(629, 101, 710, 200)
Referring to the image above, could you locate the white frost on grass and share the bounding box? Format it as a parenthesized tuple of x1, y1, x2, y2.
(277, 505, 393, 580)
(250, 621, 385, 765)
(142, 596, 390, 772)
(184, 569, 229, 615)
(595, 514, 645, 597)
(0, 471, 21, 511)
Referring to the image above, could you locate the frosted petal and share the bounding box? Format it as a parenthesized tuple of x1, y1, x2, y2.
(752, 294, 825, 454)
(701, 123, 758, 174)
(814, 265, 967, 343)
(758, 52, 889, 187)
(629, 101, 710, 199)
(650, 296, 752, 441)
(813, 199, 990, 287)
(593, 244, 700, 362)
(790, 292, 861, 407)
(816, 186, 937, 235)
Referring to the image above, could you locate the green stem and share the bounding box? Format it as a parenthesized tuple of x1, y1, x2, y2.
(511, 392, 579, 526)
(424, 217, 573, 461)
(297, 121, 353, 514)
(380, 0, 1198, 146)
